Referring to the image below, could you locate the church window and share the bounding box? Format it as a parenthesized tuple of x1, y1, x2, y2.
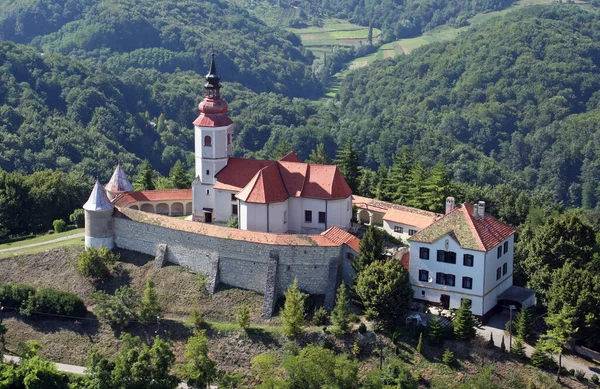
(204, 135, 212, 147)
(305, 210, 312, 223)
(206, 169, 209, 176)
(318, 212, 326, 223)
(206, 189, 210, 195)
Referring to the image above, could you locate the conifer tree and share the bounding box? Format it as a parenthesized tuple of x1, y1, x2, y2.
(156, 113, 166, 133)
(180, 330, 216, 389)
(427, 317, 443, 346)
(272, 139, 292, 160)
(542, 304, 578, 382)
(236, 305, 251, 331)
(501, 336, 506, 352)
(139, 277, 162, 325)
(514, 308, 534, 341)
(354, 225, 384, 274)
(453, 299, 476, 341)
(308, 143, 329, 164)
(511, 336, 526, 358)
(442, 348, 455, 365)
(334, 139, 361, 192)
(331, 283, 350, 334)
(406, 159, 429, 208)
(281, 279, 306, 338)
(382, 147, 412, 202)
(421, 161, 451, 212)
(169, 160, 191, 189)
(134, 160, 156, 190)
(531, 340, 551, 368)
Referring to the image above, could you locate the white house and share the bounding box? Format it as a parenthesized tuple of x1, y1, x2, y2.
(191, 53, 352, 233)
(408, 197, 534, 319)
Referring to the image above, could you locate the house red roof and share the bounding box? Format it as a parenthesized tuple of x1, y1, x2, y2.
(113, 190, 192, 207)
(236, 163, 289, 203)
(215, 156, 352, 204)
(279, 151, 300, 162)
(318, 226, 360, 252)
(409, 202, 516, 252)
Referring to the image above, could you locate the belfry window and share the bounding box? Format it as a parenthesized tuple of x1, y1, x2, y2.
(204, 135, 212, 147)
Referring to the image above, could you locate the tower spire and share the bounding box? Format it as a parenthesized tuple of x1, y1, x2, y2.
(205, 51, 221, 91)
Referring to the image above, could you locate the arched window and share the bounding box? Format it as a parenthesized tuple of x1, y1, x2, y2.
(204, 135, 212, 147)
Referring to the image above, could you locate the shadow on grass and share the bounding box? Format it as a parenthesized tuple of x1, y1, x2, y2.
(246, 327, 280, 346)
(115, 249, 153, 267)
(119, 318, 192, 345)
(16, 310, 102, 337)
(97, 267, 132, 295)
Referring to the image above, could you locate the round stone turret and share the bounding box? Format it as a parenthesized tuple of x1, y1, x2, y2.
(83, 179, 115, 249)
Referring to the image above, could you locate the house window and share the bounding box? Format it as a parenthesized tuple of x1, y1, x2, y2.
(305, 210, 312, 223)
(318, 212, 326, 223)
(436, 273, 445, 285)
(503, 262, 508, 275)
(419, 247, 429, 260)
(408, 229, 417, 236)
(206, 169, 209, 176)
(419, 270, 429, 282)
(204, 135, 212, 147)
(231, 194, 236, 201)
(462, 277, 473, 290)
(206, 189, 209, 195)
(504, 241, 509, 254)
(496, 267, 502, 280)
(421, 290, 425, 296)
(446, 274, 455, 287)
(231, 204, 238, 215)
(394, 226, 404, 233)
(437, 250, 456, 264)
(497, 246, 502, 258)
(463, 254, 474, 267)
(284, 211, 287, 224)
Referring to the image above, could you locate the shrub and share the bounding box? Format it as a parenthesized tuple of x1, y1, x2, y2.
(349, 313, 360, 323)
(281, 279, 306, 338)
(569, 369, 575, 376)
(227, 216, 238, 228)
(358, 322, 367, 334)
(22, 288, 87, 318)
(312, 306, 328, 326)
(510, 336, 526, 359)
(189, 307, 205, 330)
(69, 209, 85, 227)
(77, 247, 118, 281)
(52, 219, 66, 233)
(92, 286, 137, 328)
(590, 374, 599, 385)
(574, 369, 585, 381)
(139, 277, 162, 325)
(236, 305, 251, 330)
(442, 348, 455, 365)
(0, 283, 36, 309)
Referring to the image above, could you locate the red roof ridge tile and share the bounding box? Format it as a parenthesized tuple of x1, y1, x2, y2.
(279, 151, 300, 162)
(114, 189, 192, 207)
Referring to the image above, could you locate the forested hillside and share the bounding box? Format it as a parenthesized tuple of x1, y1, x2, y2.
(318, 5, 600, 208)
(0, 0, 320, 97)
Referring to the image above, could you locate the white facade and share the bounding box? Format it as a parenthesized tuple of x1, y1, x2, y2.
(383, 220, 420, 242)
(192, 123, 233, 222)
(238, 196, 352, 234)
(409, 234, 514, 316)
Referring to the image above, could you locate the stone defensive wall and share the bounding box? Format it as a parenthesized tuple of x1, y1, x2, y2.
(112, 207, 359, 317)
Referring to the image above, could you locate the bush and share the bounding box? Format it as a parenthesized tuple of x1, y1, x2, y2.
(69, 209, 85, 227)
(188, 307, 205, 330)
(569, 369, 575, 376)
(442, 348, 455, 365)
(0, 283, 36, 309)
(22, 288, 87, 318)
(236, 305, 251, 330)
(77, 247, 118, 281)
(358, 322, 367, 334)
(574, 369, 586, 381)
(52, 219, 66, 233)
(92, 286, 138, 328)
(312, 306, 328, 326)
(348, 313, 360, 323)
(227, 216, 238, 228)
(590, 374, 599, 385)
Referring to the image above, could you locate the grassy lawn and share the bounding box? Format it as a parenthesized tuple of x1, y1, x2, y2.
(0, 236, 84, 258)
(0, 228, 84, 250)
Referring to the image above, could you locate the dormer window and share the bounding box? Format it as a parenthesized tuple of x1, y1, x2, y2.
(204, 135, 212, 147)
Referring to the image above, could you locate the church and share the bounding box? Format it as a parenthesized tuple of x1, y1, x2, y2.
(190, 54, 353, 234)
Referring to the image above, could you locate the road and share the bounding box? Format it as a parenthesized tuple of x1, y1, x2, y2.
(0, 233, 84, 254)
(477, 312, 600, 379)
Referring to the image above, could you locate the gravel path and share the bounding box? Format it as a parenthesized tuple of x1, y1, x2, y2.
(0, 233, 84, 253)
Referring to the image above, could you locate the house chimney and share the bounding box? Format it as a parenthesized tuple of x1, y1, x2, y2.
(473, 203, 479, 219)
(478, 201, 485, 219)
(445, 196, 455, 214)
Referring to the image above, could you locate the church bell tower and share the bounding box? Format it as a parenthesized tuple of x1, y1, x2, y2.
(192, 53, 233, 222)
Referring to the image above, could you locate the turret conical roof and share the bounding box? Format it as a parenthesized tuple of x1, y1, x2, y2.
(105, 163, 134, 193)
(84, 179, 114, 211)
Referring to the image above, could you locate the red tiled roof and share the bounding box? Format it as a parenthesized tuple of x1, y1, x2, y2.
(113, 190, 192, 207)
(409, 203, 516, 252)
(279, 151, 300, 162)
(193, 113, 233, 127)
(383, 208, 438, 229)
(353, 195, 442, 228)
(214, 158, 274, 191)
(215, 156, 353, 203)
(114, 207, 358, 249)
(319, 226, 360, 252)
(236, 163, 289, 203)
(302, 165, 352, 199)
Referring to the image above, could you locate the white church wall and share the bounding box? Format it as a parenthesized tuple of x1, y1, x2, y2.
(268, 200, 289, 233)
(287, 197, 303, 233)
(214, 189, 237, 223)
(241, 202, 268, 232)
(300, 197, 327, 234)
(325, 197, 352, 230)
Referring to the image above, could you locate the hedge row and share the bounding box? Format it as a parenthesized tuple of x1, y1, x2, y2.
(0, 282, 87, 318)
